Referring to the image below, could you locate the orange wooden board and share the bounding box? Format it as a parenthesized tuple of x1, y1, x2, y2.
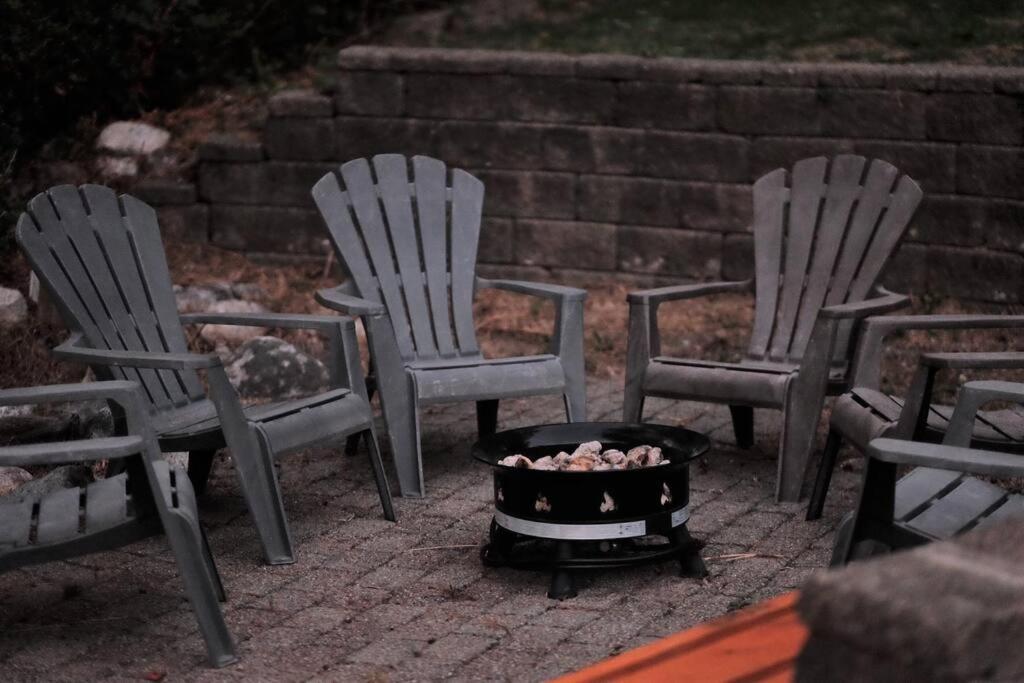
(554, 592, 807, 683)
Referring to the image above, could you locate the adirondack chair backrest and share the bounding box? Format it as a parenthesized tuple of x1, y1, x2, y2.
(748, 155, 922, 364)
(16, 185, 204, 411)
(313, 154, 485, 362)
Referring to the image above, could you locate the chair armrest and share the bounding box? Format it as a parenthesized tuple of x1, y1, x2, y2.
(918, 351, 1024, 370)
(867, 438, 1024, 479)
(819, 291, 911, 319)
(943, 380, 1024, 446)
(0, 436, 146, 468)
(476, 277, 587, 302)
(0, 380, 143, 408)
(180, 311, 356, 333)
(315, 286, 386, 316)
(55, 333, 220, 371)
(627, 280, 752, 306)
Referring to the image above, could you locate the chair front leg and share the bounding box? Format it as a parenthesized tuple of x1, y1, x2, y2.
(206, 367, 294, 565)
(842, 457, 899, 565)
(553, 295, 587, 422)
(623, 300, 656, 422)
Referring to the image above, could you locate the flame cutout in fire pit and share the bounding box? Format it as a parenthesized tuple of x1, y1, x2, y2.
(661, 483, 672, 506)
(497, 487, 504, 502)
(600, 492, 617, 513)
(535, 495, 552, 513)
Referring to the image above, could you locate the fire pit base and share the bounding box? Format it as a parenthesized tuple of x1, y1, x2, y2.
(481, 517, 708, 600)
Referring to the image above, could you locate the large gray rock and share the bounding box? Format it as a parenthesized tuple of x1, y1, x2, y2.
(225, 336, 327, 399)
(96, 121, 170, 155)
(0, 287, 28, 325)
(3, 464, 93, 502)
(198, 300, 269, 345)
(174, 283, 267, 313)
(0, 466, 32, 496)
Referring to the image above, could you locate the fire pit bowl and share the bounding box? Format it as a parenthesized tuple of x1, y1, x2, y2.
(473, 422, 710, 599)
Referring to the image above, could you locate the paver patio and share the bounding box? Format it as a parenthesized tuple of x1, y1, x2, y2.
(0, 378, 860, 681)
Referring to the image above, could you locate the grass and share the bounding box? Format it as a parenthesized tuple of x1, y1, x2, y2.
(411, 0, 1024, 65)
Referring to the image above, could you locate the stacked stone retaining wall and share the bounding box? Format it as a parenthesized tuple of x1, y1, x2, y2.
(139, 46, 1024, 303)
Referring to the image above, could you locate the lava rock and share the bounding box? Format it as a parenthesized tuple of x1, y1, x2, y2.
(96, 121, 170, 155)
(0, 286, 28, 324)
(225, 336, 327, 399)
(198, 300, 269, 345)
(0, 466, 32, 496)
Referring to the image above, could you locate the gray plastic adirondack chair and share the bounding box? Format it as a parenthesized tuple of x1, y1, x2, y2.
(831, 379, 1024, 566)
(0, 380, 236, 667)
(312, 155, 587, 497)
(807, 314, 1024, 520)
(624, 156, 922, 502)
(17, 185, 395, 566)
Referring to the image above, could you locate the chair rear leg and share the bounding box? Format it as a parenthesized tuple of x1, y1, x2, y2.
(164, 514, 238, 667)
(234, 427, 295, 565)
(728, 405, 755, 449)
(364, 427, 396, 521)
(199, 526, 227, 602)
(776, 404, 816, 503)
(622, 384, 645, 423)
(806, 430, 844, 521)
(187, 450, 217, 496)
(477, 400, 499, 438)
(564, 376, 587, 423)
(344, 433, 363, 457)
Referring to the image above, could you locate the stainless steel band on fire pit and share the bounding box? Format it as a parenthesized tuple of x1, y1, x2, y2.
(494, 505, 690, 541)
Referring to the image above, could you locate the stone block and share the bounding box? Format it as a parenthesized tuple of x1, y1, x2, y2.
(198, 161, 334, 206)
(816, 63, 889, 89)
(935, 65, 996, 93)
(198, 133, 264, 162)
(750, 137, 856, 180)
(516, 220, 616, 270)
(268, 89, 333, 118)
(634, 57, 705, 83)
(717, 87, 823, 136)
(910, 195, 987, 246)
(335, 116, 440, 161)
(678, 182, 752, 232)
(264, 117, 337, 161)
(472, 169, 575, 219)
(578, 175, 683, 227)
(132, 179, 196, 205)
(334, 71, 404, 116)
(156, 204, 208, 243)
(337, 45, 393, 71)
(722, 233, 754, 280)
(880, 243, 928, 295)
(617, 226, 722, 278)
(957, 145, 1024, 200)
(209, 205, 326, 254)
(505, 76, 616, 124)
(614, 83, 715, 131)
(574, 53, 645, 80)
(642, 132, 750, 182)
(588, 127, 647, 175)
(821, 89, 927, 139)
(924, 245, 1024, 303)
(852, 140, 956, 193)
(926, 93, 1023, 145)
(478, 217, 514, 264)
(982, 199, 1024, 252)
(433, 121, 544, 171)
(542, 125, 597, 172)
(405, 73, 509, 120)
(759, 63, 820, 87)
(698, 60, 765, 85)
(884, 64, 938, 91)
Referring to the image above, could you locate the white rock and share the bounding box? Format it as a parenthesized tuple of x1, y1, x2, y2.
(0, 466, 32, 496)
(96, 156, 139, 177)
(199, 300, 269, 345)
(97, 121, 170, 155)
(0, 287, 27, 324)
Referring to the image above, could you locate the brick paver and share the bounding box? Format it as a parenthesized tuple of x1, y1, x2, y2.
(0, 380, 859, 681)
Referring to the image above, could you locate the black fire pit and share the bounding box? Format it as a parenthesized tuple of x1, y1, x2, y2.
(472, 422, 710, 599)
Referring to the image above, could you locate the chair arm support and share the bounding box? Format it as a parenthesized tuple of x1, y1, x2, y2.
(55, 333, 221, 371)
(476, 277, 587, 302)
(180, 311, 356, 333)
(627, 279, 752, 306)
(819, 291, 911, 319)
(315, 286, 386, 317)
(0, 436, 146, 468)
(867, 438, 1024, 479)
(944, 380, 1024, 447)
(918, 351, 1024, 370)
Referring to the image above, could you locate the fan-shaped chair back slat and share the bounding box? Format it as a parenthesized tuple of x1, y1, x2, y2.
(313, 155, 485, 361)
(17, 185, 203, 409)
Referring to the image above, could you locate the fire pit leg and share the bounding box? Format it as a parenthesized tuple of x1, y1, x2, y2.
(674, 525, 708, 578)
(548, 541, 578, 600)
